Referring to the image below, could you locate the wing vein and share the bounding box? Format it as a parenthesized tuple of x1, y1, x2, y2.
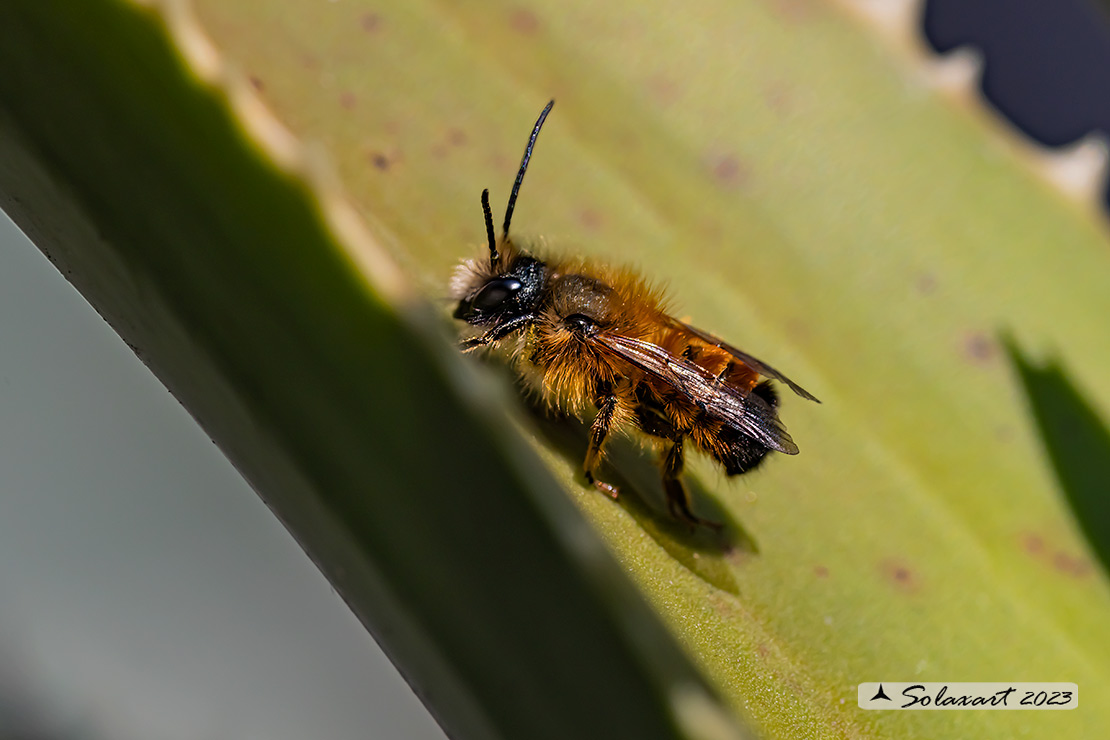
(593, 332, 798, 453)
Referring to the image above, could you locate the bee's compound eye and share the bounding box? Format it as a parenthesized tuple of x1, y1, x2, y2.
(472, 278, 522, 310)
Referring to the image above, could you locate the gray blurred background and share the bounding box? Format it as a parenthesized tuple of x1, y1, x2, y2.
(0, 212, 446, 739)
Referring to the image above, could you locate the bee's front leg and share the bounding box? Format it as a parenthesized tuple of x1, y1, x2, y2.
(459, 315, 535, 352)
(584, 393, 620, 500)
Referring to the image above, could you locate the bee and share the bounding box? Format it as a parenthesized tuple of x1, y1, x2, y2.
(451, 101, 818, 526)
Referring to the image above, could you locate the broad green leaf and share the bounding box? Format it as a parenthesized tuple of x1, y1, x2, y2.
(3, 0, 1110, 739)
(0, 3, 744, 740)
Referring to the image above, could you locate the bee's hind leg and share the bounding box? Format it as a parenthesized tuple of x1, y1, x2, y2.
(584, 393, 620, 500)
(662, 437, 721, 530)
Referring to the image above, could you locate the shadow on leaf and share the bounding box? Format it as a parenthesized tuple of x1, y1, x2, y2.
(519, 398, 758, 597)
(1005, 336, 1110, 577)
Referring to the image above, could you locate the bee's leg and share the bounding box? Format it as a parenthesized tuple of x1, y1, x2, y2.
(584, 394, 620, 500)
(459, 315, 534, 351)
(662, 438, 721, 530)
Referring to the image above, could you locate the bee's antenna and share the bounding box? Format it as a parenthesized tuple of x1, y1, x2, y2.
(481, 189, 498, 268)
(502, 99, 554, 240)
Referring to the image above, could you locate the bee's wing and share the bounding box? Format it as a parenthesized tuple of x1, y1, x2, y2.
(593, 332, 799, 454)
(671, 319, 820, 403)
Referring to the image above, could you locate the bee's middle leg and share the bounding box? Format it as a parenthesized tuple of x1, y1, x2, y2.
(584, 394, 620, 499)
(662, 437, 721, 529)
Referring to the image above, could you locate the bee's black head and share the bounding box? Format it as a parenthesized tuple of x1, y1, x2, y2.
(452, 254, 547, 326)
(452, 100, 555, 328)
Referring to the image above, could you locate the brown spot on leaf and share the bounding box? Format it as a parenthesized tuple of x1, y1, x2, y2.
(915, 272, 938, 295)
(763, 83, 792, 115)
(509, 8, 541, 35)
(698, 219, 723, 243)
(339, 92, 356, 110)
(578, 208, 604, 232)
(1020, 531, 1045, 555)
(248, 75, 264, 92)
(447, 128, 468, 147)
(710, 154, 749, 190)
(1052, 551, 1092, 578)
(764, 0, 818, 22)
(647, 74, 681, 105)
(1019, 532, 1091, 577)
(813, 565, 829, 578)
(785, 317, 811, 342)
(370, 153, 391, 171)
(880, 558, 920, 593)
(361, 13, 383, 33)
(963, 332, 996, 365)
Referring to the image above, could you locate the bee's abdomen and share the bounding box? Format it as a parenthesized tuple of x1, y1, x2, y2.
(715, 381, 780, 475)
(659, 329, 761, 395)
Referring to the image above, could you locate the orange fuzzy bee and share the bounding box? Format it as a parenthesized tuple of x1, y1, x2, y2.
(452, 101, 818, 525)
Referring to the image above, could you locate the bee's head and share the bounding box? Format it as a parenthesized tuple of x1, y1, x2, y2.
(451, 250, 546, 326)
(451, 100, 555, 328)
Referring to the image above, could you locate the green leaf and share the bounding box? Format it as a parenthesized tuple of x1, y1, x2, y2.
(0, 3, 744, 740)
(3, 0, 1110, 739)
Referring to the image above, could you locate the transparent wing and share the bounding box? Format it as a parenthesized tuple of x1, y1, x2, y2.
(593, 332, 799, 454)
(670, 318, 820, 403)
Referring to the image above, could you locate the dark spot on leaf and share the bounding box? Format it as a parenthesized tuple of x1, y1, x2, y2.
(1052, 551, 1092, 578)
(880, 558, 920, 593)
(248, 75, 264, 92)
(509, 8, 541, 34)
(698, 219, 723, 243)
(648, 74, 681, 105)
(785, 317, 811, 341)
(578, 208, 603, 231)
(1019, 532, 1092, 578)
(447, 128, 468, 147)
(764, 0, 818, 22)
(370, 153, 390, 171)
(963, 332, 996, 364)
(1020, 531, 1045, 555)
(915, 272, 938, 295)
(763, 83, 792, 115)
(813, 564, 829, 578)
(361, 13, 383, 33)
(710, 154, 749, 189)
